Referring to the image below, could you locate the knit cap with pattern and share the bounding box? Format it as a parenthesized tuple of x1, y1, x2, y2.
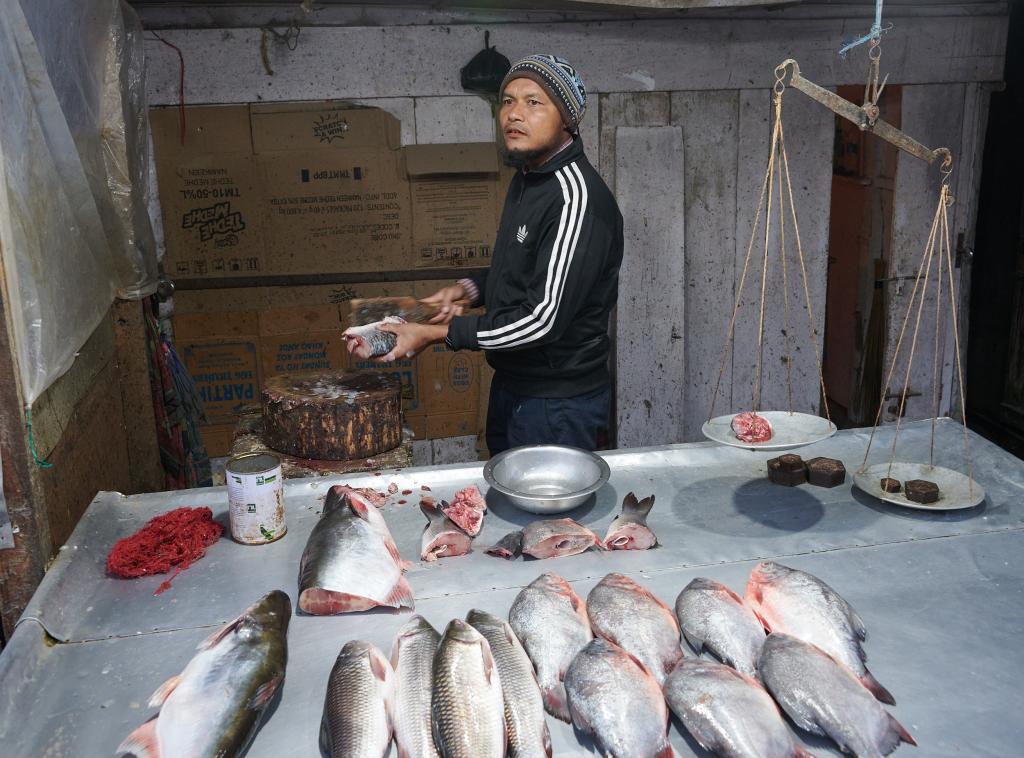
(500, 54, 587, 133)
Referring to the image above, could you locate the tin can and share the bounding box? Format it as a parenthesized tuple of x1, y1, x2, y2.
(226, 452, 286, 544)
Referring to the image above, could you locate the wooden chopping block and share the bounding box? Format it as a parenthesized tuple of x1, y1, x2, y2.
(262, 372, 401, 460)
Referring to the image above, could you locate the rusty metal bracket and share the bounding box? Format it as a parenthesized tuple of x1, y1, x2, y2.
(775, 59, 952, 168)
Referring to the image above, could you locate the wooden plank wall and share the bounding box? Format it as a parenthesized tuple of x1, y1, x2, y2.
(142, 10, 1008, 447)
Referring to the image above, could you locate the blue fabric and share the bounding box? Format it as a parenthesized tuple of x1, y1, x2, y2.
(486, 376, 611, 456)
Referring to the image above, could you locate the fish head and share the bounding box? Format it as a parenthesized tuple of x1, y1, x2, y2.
(338, 640, 392, 683)
(465, 608, 503, 629)
(396, 614, 438, 641)
(443, 618, 485, 645)
(746, 561, 791, 600)
(245, 589, 292, 635)
(684, 576, 724, 593)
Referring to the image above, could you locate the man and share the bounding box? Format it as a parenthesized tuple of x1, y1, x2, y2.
(380, 54, 623, 455)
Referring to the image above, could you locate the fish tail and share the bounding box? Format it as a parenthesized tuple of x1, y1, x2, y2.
(655, 743, 676, 758)
(860, 667, 896, 705)
(623, 492, 656, 520)
(116, 718, 161, 758)
(542, 682, 571, 722)
(386, 575, 416, 610)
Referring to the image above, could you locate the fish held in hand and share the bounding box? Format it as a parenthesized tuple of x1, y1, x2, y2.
(467, 609, 552, 758)
(116, 590, 291, 758)
(508, 572, 592, 722)
(759, 633, 915, 756)
(604, 492, 658, 550)
(732, 411, 773, 443)
(442, 484, 487, 536)
(391, 616, 442, 758)
(664, 657, 812, 758)
(320, 640, 394, 758)
(745, 561, 893, 704)
(564, 638, 673, 758)
(298, 484, 413, 614)
(521, 518, 602, 559)
(675, 577, 766, 678)
(587, 572, 683, 685)
(432, 619, 507, 758)
(343, 316, 405, 359)
(421, 500, 473, 562)
(485, 530, 524, 560)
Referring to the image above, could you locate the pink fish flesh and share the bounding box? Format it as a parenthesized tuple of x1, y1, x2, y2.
(521, 519, 602, 559)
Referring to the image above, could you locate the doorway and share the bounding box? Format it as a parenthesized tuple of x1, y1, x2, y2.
(822, 84, 901, 428)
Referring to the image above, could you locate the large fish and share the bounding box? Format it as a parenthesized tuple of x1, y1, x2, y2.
(564, 638, 673, 758)
(587, 572, 683, 684)
(432, 619, 506, 758)
(745, 561, 893, 703)
(508, 572, 593, 722)
(604, 492, 658, 550)
(298, 484, 413, 614)
(392, 616, 442, 758)
(759, 633, 916, 756)
(675, 577, 766, 678)
(116, 590, 290, 758)
(521, 518, 602, 559)
(467, 609, 552, 758)
(421, 500, 472, 562)
(343, 316, 405, 360)
(320, 640, 394, 758)
(664, 657, 813, 758)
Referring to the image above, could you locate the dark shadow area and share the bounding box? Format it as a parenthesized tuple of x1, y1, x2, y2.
(670, 476, 827, 535)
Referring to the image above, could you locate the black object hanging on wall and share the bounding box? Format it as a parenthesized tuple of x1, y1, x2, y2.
(460, 32, 511, 96)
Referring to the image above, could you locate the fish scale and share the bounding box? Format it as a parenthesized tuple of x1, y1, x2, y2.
(392, 616, 441, 758)
(320, 641, 393, 758)
(675, 576, 766, 677)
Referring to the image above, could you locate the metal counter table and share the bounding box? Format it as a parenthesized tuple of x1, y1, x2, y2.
(2, 419, 1022, 756)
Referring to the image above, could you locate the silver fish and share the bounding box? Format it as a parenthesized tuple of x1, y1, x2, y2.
(759, 633, 916, 757)
(344, 315, 405, 359)
(298, 484, 414, 614)
(320, 640, 394, 758)
(467, 609, 552, 758)
(392, 616, 442, 758)
(485, 530, 524, 560)
(745, 561, 893, 703)
(508, 572, 593, 722)
(675, 577, 766, 677)
(604, 492, 658, 550)
(564, 637, 673, 758)
(116, 590, 290, 758)
(521, 518, 602, 559)
(587, 572, 683, 684)
(432, 619, 506, 758)
(664, 657, 814, 758)
(421, 500, 472, 562)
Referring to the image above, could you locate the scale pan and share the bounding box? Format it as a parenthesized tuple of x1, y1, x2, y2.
(701, 410, 837, 451)
(853, 462, 984, 511)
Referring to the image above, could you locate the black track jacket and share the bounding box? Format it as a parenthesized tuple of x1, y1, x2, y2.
(446, 136, 623, 398)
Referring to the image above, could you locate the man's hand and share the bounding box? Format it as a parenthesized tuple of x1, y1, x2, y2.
(377, 321, 448, 363)
(422, 284, 467, 324)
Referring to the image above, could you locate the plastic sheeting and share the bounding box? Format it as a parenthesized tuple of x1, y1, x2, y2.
(0, 0, 157, 405)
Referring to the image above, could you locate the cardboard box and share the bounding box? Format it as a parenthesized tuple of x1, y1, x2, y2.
(200, 424, 237, 459)
(257, 304, 346, 378)
(406, 143, 510, 268)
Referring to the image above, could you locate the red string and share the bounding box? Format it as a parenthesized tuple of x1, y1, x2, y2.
(107, 507, 223, 595)
(150, 31, 186, 145)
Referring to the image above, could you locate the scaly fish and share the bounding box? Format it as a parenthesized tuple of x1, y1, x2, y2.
(298, 484, 413, 614)
(745, 561, 893, 703)
(467, 609, 552, 758)
(664, 657, 813, 758)
(116, 590, 290, 758)
(521, 518, 602, 559)
(320, 640, 394, 758)
(564, 638, 673, 758)
(421, 500, 472, 562)
(759, 633, 916, 756)
(432, 619, 506, 758)
(604, 492, 658, 550)
(485, 530, 524, 560)
(344, 316, 405, 359)
(587, 572, 683, 684)
(392, 616, 442, 758)
(508, 572, 593, 722)
(674, 577, 766, 678)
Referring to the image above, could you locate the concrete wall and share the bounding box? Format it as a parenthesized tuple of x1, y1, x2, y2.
(142, 3, 1007, 448)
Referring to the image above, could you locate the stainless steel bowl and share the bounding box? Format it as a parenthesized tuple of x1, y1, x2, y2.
(483, 445, 611, 514)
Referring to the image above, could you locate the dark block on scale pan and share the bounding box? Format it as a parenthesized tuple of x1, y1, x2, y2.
(767, 454, 807, 486)
(905, 479, 941, 504)
(806, 457, 846, 488)
(880, 477, 902, 493)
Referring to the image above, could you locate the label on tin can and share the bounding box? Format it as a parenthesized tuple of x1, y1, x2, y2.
(226, 453, 286, 544)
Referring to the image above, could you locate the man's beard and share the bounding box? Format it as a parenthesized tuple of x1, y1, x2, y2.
(502, 132, 567, 170)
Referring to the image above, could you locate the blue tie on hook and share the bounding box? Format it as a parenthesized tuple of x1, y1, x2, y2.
(838, 0, 892, 59)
